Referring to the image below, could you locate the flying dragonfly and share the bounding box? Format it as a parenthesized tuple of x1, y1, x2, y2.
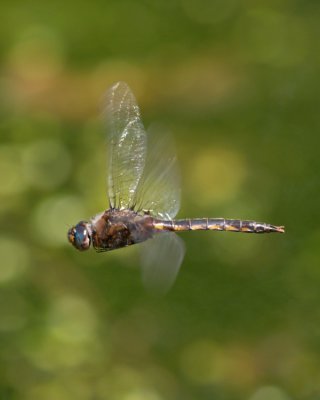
(68, 82, 285, 293)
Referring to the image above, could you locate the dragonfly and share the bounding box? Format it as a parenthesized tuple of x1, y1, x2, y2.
(68, 81, 285, 293)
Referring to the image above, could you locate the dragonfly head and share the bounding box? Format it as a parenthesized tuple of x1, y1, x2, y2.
(68, 221, 91, 251)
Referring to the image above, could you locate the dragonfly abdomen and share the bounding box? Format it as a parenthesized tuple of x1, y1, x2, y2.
(153, 218, 285, 234)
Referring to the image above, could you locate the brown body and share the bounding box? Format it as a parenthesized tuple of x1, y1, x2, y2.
(90, 209, 285, 252)
(91, 210, 154, 251)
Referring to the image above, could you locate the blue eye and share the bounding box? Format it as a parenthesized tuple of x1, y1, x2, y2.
(75, 225, 86, 245)
(68, 222, 91, 251)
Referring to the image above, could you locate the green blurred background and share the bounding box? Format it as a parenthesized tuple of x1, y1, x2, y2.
(0, 1, 319, 399)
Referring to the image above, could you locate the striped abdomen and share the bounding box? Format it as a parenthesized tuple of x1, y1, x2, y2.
(153, 218, 285, 234)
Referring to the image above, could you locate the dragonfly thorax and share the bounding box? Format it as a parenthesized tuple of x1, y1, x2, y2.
(90, 209, 154, 251)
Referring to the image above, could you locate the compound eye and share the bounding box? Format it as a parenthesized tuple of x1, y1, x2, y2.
(68, 222, 91, 251)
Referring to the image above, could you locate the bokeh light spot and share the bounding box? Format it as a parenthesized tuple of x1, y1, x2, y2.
(22, 295, 101, 370)
(122, 388, 163, 400)
(32, 195, 85, 247)
(249, 386, 291, 400)
(96, 365, 165, 400)
(187, 146, 247, 206)
(47, 295, 97, 343)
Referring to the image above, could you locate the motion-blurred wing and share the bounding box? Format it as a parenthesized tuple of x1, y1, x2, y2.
(141, 232, 185, 294)
(134, 125, 180, 219)
(103, 82, 147, 209)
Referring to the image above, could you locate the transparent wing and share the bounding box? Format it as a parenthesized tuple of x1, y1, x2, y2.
(140, 232, 186, 295)
(134, 124, 181, 219)
(103, 81, 147, 209)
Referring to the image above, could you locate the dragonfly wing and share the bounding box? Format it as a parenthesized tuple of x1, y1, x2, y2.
(103, 81, 147, 209)
(140, 232, 186, 294)
(134, 124, 181, 219)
